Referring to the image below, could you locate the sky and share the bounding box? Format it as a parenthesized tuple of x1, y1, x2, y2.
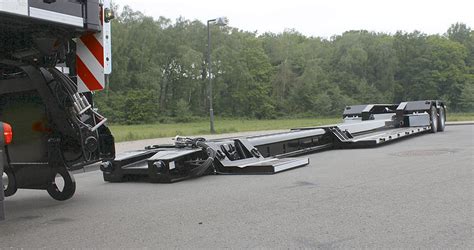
(112, 0, 473, 38)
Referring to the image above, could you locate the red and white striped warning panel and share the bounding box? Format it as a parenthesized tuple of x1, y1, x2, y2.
(76, 0, 112, 93)
(76, 33, 104, 92)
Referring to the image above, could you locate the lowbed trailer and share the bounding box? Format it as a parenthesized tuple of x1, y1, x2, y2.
(100, 100, 446, 183)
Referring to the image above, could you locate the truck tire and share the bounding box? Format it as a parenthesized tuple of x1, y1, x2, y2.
(3, 168, 17, 197)
(437, 106, 446, 132)
(429, 106, 438, 133)
(46, 168, 76, 201)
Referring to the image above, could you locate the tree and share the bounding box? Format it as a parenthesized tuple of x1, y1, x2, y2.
(94, 5, 473, 124)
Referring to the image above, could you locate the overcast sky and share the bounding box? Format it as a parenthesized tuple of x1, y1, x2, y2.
(112, 0, 473, 38)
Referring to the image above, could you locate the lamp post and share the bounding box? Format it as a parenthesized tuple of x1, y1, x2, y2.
(207, 17, 228, 134)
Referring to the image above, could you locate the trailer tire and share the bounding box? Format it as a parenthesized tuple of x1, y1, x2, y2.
(437, 106, 446, 132)
(46, 168, 76, 201)
(3, 168, 17, 197)
(429, 106, 438, 133)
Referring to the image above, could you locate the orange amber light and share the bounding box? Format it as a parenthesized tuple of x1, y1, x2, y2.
(3, 122, 13, 145)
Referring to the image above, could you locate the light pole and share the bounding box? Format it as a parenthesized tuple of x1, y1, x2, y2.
(207, 17, 228, 134)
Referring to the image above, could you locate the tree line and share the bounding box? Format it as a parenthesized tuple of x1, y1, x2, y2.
(95, 5, 474, 124)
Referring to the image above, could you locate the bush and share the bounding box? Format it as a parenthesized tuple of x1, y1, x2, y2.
(95, 89, 158, 124)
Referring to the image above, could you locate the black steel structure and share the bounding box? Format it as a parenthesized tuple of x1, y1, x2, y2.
(101, 100, 446, 183)
(1, 0, 114, 204)
(0, 65, 115, 200)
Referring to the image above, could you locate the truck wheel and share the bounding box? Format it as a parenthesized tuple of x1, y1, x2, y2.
(429, 106, 438, 133)
(437, 106, 446, 132)
(2, 168, 17, 197)
(46, 168, 76, 201)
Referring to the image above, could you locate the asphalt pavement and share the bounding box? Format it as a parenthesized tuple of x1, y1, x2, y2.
(0, 125, 473, 248)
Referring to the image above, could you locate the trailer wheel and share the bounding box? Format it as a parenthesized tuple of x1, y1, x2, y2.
(2, 168, 17, 197)
(429, 106, 438, 133)
(437, 106, 446, 132)
(46, 168, 76, 201)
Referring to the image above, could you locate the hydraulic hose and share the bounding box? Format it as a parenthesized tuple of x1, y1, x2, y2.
(182, 138, 217, 177)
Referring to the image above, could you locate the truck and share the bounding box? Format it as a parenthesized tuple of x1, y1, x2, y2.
(0, 0, 115, 220)
(1, 1, 448, 222)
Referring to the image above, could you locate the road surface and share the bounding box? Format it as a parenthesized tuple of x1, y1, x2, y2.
(1, 125, 473, 248)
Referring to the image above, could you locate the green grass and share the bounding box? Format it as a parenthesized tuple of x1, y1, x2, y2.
(109, 117, 341, 142)
(447, 112, 474, 122)
(110, 113, 474, 142)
